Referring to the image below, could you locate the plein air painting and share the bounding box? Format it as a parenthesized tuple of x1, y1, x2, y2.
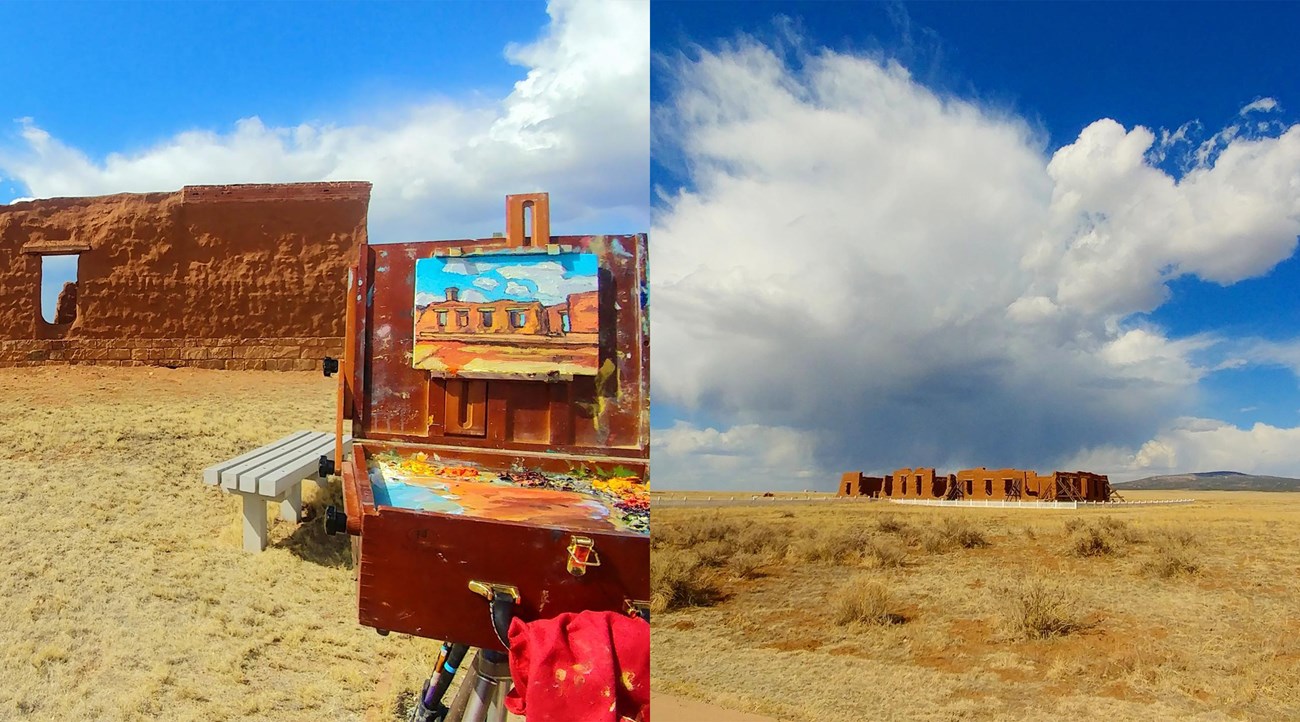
(412, 252, 600, 378)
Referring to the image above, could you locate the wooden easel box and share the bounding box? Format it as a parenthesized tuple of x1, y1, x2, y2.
(337, 227, 649, 651)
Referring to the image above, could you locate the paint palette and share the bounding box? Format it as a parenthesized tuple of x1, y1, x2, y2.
(367, 451, 649, 535)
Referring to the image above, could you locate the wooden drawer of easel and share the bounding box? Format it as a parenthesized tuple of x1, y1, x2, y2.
(342, 442, 648, 651)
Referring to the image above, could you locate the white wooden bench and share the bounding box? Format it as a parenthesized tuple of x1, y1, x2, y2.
(202, 431, 353, 552)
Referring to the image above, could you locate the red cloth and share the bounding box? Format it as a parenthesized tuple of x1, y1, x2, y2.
(505, 611, 650, 722)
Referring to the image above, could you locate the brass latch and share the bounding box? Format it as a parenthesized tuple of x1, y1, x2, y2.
(468, 581, 521, 603)
(566, 536, 602, 576)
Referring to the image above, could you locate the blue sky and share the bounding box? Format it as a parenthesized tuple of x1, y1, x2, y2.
(414, 252, 598, 307)
(649, 2, 1300, 488)
(0, 1, 648, 321)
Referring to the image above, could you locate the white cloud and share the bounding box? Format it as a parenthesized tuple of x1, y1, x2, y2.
(1066, 417, 1300, 481)
(494, 260, 595, 305)
(651, 421, 826, 491)
(0, 0, 649, 241)
(460, 289, 489, 303)
(651, 35, 1300, 487)
(1241, 97, 1280, 115)
(472, 276, 500, 291)
(504, 281, 531, 297)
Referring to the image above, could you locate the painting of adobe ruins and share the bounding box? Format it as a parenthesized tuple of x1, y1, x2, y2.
(0, 182, 370, 370)
(412, 252, 599, 378)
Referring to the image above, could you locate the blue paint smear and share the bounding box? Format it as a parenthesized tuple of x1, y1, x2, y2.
(371, 475, 469, 515)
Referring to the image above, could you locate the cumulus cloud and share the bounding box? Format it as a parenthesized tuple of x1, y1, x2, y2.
(651, 421, 826, 491)
(650, 35, 1300, 489)
(0, 0, 649, 241)
(1065, 417, 1300, 481)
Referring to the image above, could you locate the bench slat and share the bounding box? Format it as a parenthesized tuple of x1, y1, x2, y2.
(202, 431, 314, 485)
(252, 435, 354, 497)
(236, 433, 346, 494)
(219, 432, 333, 490)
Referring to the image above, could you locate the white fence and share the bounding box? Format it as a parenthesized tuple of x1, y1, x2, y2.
(889, 498, 1195, 509)
(653, 496, 1196, 509)
(653, 495, 851, 508)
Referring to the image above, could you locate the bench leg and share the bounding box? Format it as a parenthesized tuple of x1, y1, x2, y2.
(280, 484, 302, 523)
(242, 495, 268, 553)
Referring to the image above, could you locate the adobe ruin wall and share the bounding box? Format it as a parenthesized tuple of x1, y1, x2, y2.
(0, 182, 370, 370)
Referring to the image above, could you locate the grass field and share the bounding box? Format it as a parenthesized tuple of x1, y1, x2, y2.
(0, 367, 439, 721)
(651, 491, 1300, 721)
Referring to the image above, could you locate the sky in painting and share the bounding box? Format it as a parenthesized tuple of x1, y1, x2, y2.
(650, 2, 1300, 489)
(414, 253, 599, 307)
(0, 0, 647, 319)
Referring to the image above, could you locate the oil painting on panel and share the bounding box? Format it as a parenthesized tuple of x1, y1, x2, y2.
(413, 252, 600, 378)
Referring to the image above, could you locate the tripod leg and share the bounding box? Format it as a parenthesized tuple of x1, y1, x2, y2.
(444, 649, 479, 721)
(455, 649, 513, 722)
(411, 643, 469, 722)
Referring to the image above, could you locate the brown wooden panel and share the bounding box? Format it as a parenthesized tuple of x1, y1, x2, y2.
(501, 381, 551, 444)
(349, 233, 648, 467)
(443, 379, 487, 437)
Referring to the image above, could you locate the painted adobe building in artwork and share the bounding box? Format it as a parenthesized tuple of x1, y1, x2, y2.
(0, 182, 370, 369)
(411, 250, 602, 378)
(838, 466, 1113, 502)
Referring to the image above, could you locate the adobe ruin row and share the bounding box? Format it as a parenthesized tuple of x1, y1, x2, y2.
(838, 466, 1114, 502)
(0, 181, 371, 370)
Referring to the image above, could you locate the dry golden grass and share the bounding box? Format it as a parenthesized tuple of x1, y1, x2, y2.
(0, 367, 441, 721)
(1001, 579, 1087, 640)
(831, 575, 903, 626)
(652, 492, 1300, 720)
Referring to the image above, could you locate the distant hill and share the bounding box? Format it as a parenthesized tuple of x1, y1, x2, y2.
(1119, 470, 1300, 491)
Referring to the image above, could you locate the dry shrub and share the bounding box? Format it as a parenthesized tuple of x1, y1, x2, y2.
(1097, 516, 1143, 543)
(789, 527, 869, 564)
(861, 539, 907, 569)
(656, 515, 741, 550)
(1152, 526, 1200, 549)
(728, 551, 768, 579)
(1141, 548, 1200, 579)
(1004, 580, 1085, 640)
(1141, 529, 1202, 578)
(694, 539, 735, 567)
(876, 515, 907, 534)
(650, 548, 722, 614)
(943, 517, 989, 548)
(921, 517, 989, 554)
(832, 576, 904, 626)
(735, 524, 788, 557)
(1065, 518, 1139, 558)
(1070, 526, 1115, 557)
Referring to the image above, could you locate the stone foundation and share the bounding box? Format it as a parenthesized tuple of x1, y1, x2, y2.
(0, 336, 341, 371)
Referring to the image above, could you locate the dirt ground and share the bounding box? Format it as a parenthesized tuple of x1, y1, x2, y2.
(0, 366, 440, 721)
(652, 491, 1300, 721)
